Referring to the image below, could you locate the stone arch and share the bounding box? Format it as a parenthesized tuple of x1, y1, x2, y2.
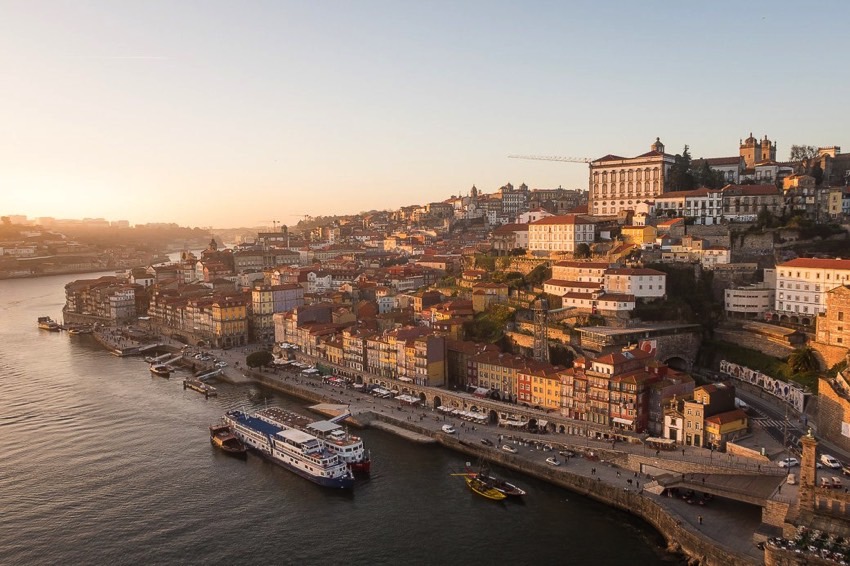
(790, 316, 800, 325)
(433, 396, 442, 410)
(780, 315, 789, 323)
(801, 317, 811, 326)
(419, 392, 427, 405)
(559, 425, 565, 434)
(664, 355, 690, 372)
(489, 409, 498, 424)
(528, 417, 538, 430)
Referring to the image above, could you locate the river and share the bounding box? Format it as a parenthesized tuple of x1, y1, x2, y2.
(0, 273, 682, 565)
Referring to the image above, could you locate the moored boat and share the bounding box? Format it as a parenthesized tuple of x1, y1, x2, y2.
(465, 462, 527, 497)
(210, 423, 247, 458)
(253, 407, 371, 474)
(184, 379, 217, 397)
(223, 410, 355, 489)
(150, 364, 171, 377)
(37, 316, 60, 331)
(465, 476, 506, 501)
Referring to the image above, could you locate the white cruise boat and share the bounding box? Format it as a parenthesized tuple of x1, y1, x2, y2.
(254, 407, 371, 474)
(224, 410, 354, 489)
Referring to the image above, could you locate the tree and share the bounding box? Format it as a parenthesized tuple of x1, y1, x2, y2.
(789, 145, 818, 162)
(811, 162, 824, 186)
(665, 145, 696, 191)
(246, 350, 274, 369)
(526, 264, 551, 287)
(574, 243, 591, 259)
(694, 160, 727, 189)
(787, 346, 819, 374)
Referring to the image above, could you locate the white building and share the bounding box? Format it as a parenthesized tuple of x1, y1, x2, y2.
(775, 258, 850, 320)
(589, 138, 675, 216)
(654, 188, 724, 225)
(603, 268, 666, 299)
(550, 260, 610, 282)
(527, 214, 595, 255)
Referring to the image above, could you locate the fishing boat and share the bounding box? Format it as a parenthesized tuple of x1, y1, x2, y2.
(150, 364, 171, 377)
(37, 316, 60, 331)
(184, 379, 217, 397)
(464, 462, 527, 497)
(465, 476, 506, 501)
(209, 423, 247, 458)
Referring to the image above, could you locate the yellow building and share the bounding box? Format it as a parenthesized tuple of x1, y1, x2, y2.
(704, 409, 748, 450)
(621, 225, 657, 246)
(212, 296, 249, 348)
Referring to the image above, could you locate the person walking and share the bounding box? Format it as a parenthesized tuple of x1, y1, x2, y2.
(698, 515, 702, 525)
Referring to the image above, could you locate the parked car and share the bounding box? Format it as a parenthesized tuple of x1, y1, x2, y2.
(777, 457, 799, 468)
(820, 454, 842, 469)
(832, 477, 843, 489)
(502, 444, 518, 454)
(480, 438, 494, 447)
(841, 464, 850, 477)
(545, 456, 561, 467)
(441, 425, 456, 434)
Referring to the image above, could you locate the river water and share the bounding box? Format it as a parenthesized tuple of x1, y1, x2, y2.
(0, 273, 681, 565)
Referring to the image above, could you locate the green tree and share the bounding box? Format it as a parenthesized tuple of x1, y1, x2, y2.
(787, 347, 819, 374)
(574, 243, 591, 259)
(474, 254, 496, 271)
(694, 160, 727, 189)
(246, 350, 274, 369)
(526, 264, 551, 287)
(665, 145, 696, 191)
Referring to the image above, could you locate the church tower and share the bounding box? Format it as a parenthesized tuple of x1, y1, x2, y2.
(651, 137, 665, 154)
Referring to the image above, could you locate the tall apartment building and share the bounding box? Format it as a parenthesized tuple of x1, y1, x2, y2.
(589, 138, 675, 216)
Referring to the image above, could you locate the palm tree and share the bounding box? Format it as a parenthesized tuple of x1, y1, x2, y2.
(788, 346, 819, 374)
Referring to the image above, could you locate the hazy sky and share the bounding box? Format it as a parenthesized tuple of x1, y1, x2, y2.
(2, 1, 848, 228)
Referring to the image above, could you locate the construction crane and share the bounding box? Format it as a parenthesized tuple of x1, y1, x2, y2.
(508, 154, 593, 164)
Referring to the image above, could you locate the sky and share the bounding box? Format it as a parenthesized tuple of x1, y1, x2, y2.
(2, 1, 848, 228)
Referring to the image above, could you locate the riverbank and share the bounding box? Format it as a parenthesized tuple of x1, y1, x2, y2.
(84, 331, 765, 565)
(238, 365, 762, 566)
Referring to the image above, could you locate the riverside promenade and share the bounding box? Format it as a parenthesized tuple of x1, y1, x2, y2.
(87, 332, 773, 565)
(229, 363, 773, 566)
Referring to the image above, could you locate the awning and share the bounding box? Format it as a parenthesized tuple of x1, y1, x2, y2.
(536, 419, 548, 427)
(612, 417, 633, 425)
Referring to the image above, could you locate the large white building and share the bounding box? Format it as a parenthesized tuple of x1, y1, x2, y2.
(775, 258, 850, 321)
(654, 188, 724, 225)
(589, 138, 675, 216)
(527, 214, 595, 255)
(603, 268, 666, 299)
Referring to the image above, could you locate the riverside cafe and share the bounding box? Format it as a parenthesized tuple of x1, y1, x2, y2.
(437, 405, 488, 425)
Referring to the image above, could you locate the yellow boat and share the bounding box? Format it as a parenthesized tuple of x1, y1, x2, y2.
(465, 476, 506, 501)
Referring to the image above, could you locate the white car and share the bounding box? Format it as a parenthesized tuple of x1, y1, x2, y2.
(441, 425, 456, 434)
(546, 456, 561, 467)
(821, 454, 842, 469)
(502, 444, 518, 454)
(777, 457, 799, 468)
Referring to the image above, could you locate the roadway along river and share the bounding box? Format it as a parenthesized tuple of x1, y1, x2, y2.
(0, 273, 683, 565)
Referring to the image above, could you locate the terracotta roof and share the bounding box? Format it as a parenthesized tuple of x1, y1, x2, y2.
(592, 154, 627, 163)
(705, 409, 748, 425)
(544, 279, 601, 288)
(604, 268, 665, 276)
(779, 258, 850, 270)
(530, 214, 595, 225)
(492, 223, 528, 235)
(597, 293, 636, 302)
(592, 348, 653, 365)
(696, 156, 742, 166)
(554, 260, 610, 268)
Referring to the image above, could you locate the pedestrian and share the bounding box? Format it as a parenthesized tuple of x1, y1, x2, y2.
(616, 471, 620, 478)
(682, 449, 685, 456)
(636, 481, 639, 489)
(702, 477, 705, 484)
(656, 450, 660, 457)
(698, 515, 702, 525)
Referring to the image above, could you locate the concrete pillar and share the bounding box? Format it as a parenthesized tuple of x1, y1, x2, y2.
(798, 430, 818, 513)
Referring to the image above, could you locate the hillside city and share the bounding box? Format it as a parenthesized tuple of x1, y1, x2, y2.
(7, 134, 850, 563)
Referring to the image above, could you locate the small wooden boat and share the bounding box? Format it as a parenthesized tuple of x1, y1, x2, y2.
(150, 364, 170, 377)
(465, 476, 506, 501)
(465, 462, 527, 497)
(210, 424, 247, 458)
